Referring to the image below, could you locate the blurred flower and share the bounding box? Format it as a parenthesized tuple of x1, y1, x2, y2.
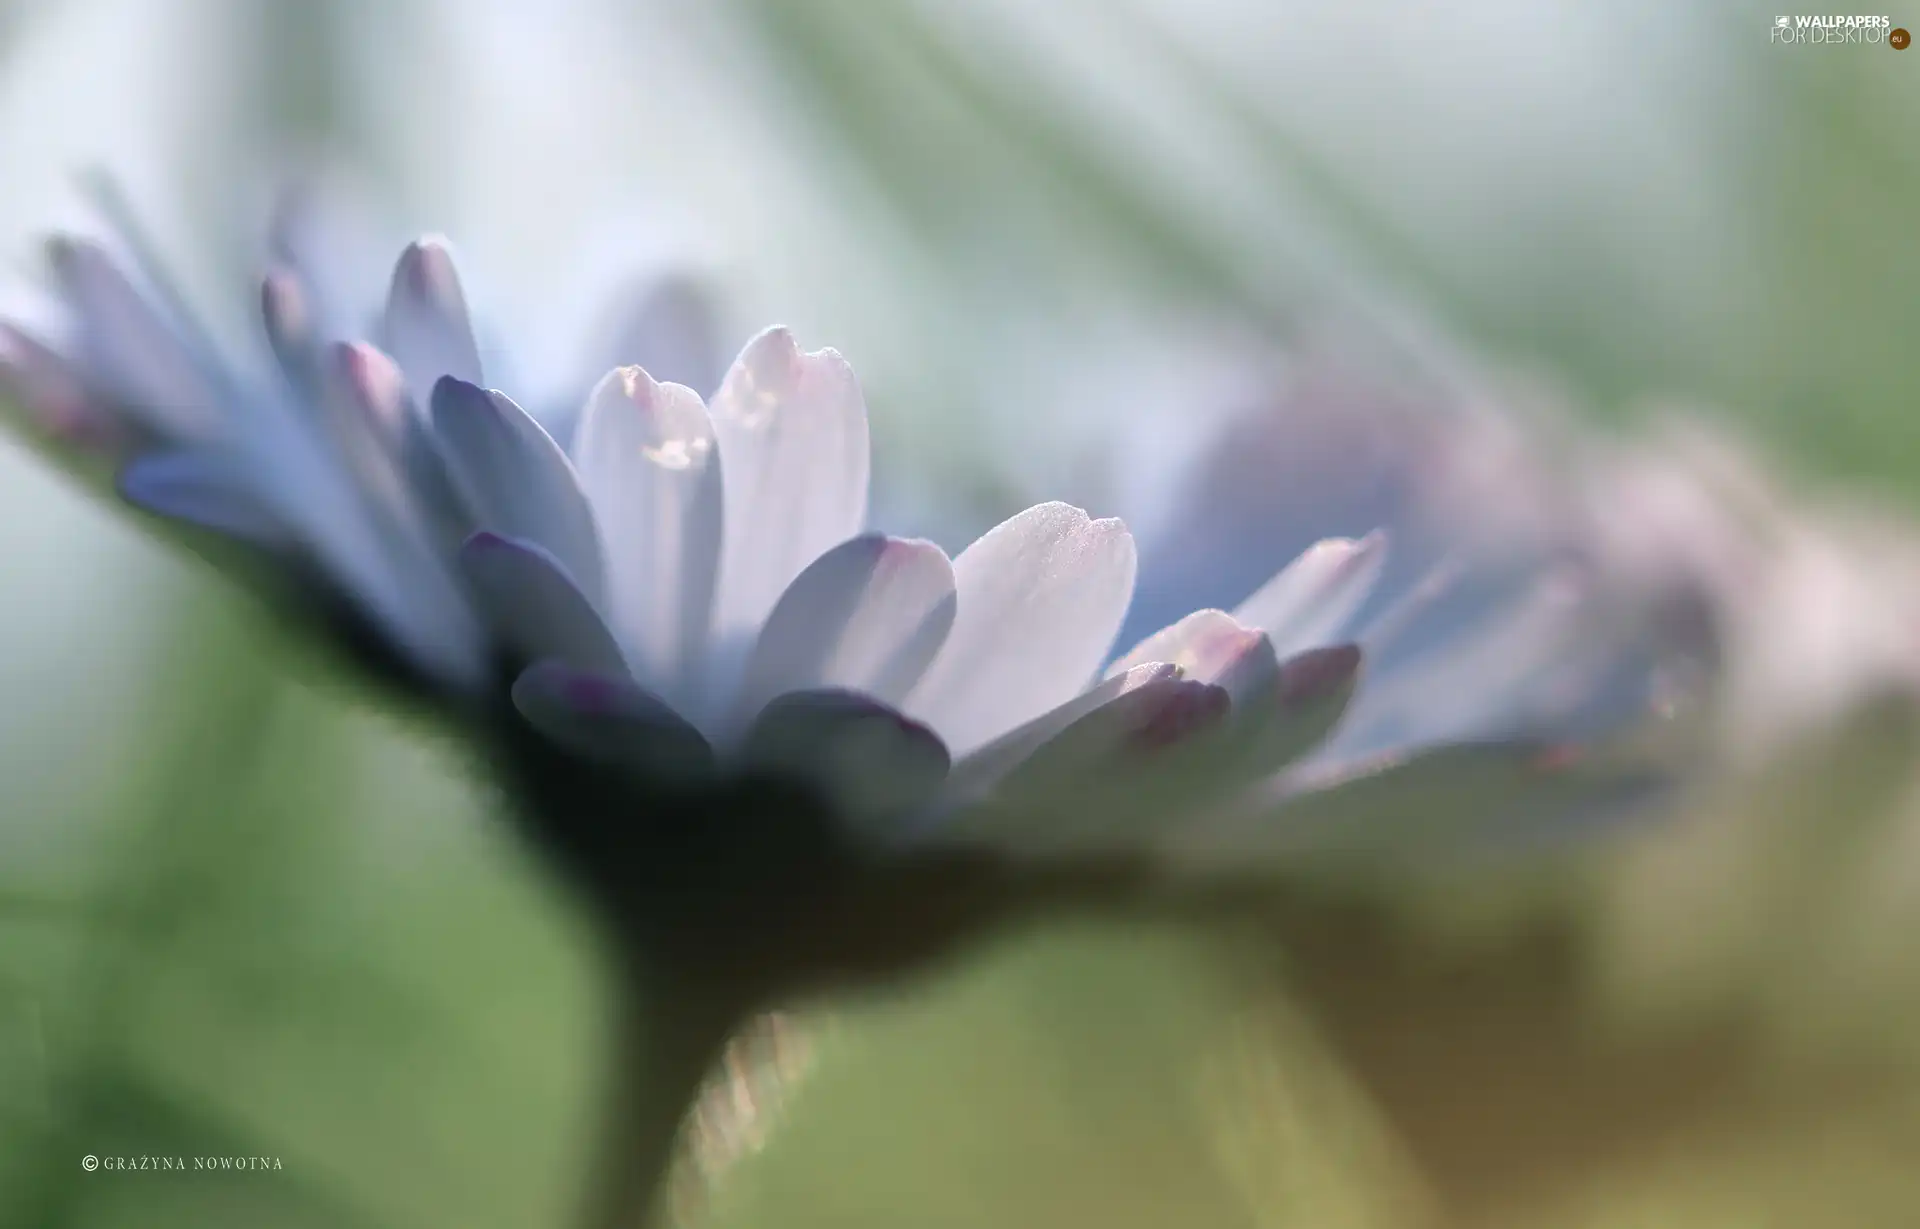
(942, 329, 1705, 872)
(972, 317, 1920, 885)
(987, 323, 1920, 1226)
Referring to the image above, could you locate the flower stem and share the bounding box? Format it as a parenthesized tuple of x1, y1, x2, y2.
(583, 956, 745, 1229)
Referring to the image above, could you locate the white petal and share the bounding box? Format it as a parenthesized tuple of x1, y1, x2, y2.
(458, 532, 628, 674)
(382, 238, 483, 400)
(47, 238, 222, 439)
(1231, 533, 1387, 656)
(511, 662, 713, 780)
(741, 689, 949, 837)
(1350, 558, 1463, 658)
(708, 328, 870, 639)
(431, 379, 605, 606)
(905, 502, 1137, 756)
(1331, 573, 1585, 758)
(735, 534, 955, 724)
(572, 366, 723, 703)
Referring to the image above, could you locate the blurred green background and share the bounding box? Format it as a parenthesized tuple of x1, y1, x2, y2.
(4, 1, 1920, 1225)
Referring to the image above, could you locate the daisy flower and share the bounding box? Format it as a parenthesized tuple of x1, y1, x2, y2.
(0, 193, 1421, 890)
(0, 189, 1711, 1229)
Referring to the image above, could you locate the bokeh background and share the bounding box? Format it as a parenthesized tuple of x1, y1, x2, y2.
(3, 1, 1919, 1226)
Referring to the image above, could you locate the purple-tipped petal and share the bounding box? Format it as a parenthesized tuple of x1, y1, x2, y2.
(1150, 633, 1360, 788)
(325, 341, 410, 437)
(260, 267, 321, 388)
(709, 327, 870, 639)
(1226, 643, 1363, 781)
(512, 661, 712, 778)
(47, 237, 221, 439)
(431, 378, 605, 606)
(260, 267, 311, 355)
(1132, 680, 1234, 751)
(1112, 609, 1280, 699)
(314, 341, 466, 542)
(459, 532, 627, 674)
(906, 502, 1138, 757)
(572, 366, 723, 703)
(1277, 643, 1364, 705)
(933, 641, 1359, 856)
(943, 662, 1180, 803)
(0, 324, 128, 459)
(382, 238, 483, 399)
(735, 534, 956, 724)
(938, 672, 1232, 852)
(741, 689, 950, 835)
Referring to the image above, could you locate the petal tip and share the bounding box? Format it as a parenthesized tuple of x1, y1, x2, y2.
(1348, 529, 1390, 568)
(1277, 643, 1362, 705)
(555, 671, 630, 716)
(1023, 501, 1132, 542)
(400, 233, 455, 264)
(333, 338, 399, 380)
(43, 234, 91, 271)
(598, 363, 681, 409)
(429, 372, 488, 416)
(752, 323, 797, 349)
(391, 237, 467, 306)
(729, 324, 856, 405)
(461, 529, 510, 555)
(329, 341, 408, 419)
(512, 659, 624, 717)
(260, 269, 309, 342)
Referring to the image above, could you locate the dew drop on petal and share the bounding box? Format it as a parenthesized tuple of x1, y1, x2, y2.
(644, 435, 713, 471)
